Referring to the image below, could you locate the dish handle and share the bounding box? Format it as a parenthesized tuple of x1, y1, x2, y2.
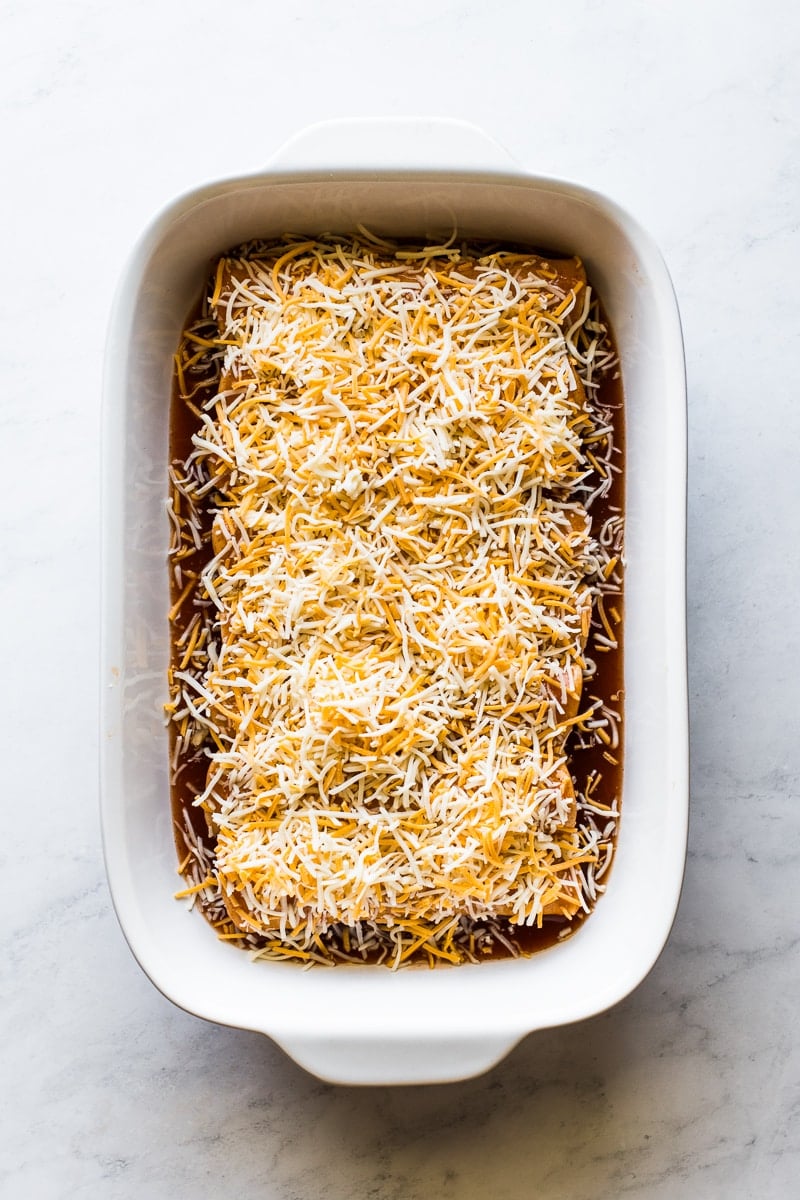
(268, 117, 520, 174)
(275, 1031, 517, 1087)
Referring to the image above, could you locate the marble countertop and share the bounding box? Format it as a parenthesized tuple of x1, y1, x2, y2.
(2, 1, 798, 1195)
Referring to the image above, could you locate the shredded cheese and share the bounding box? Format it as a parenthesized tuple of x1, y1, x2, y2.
(168, 235, 623, 967)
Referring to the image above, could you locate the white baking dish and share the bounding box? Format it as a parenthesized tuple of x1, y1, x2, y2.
(101, 118, 687, 1086)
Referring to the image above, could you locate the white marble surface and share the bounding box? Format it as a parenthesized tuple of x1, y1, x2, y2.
(2, 0, 799, 1195)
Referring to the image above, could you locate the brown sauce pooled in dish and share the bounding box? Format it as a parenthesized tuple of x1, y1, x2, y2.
(166, 237, 624, 967)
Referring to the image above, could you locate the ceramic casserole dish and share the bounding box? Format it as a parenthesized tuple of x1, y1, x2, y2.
(101, 118, 688, 1086)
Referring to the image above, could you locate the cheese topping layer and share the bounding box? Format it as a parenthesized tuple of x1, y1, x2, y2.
(167, 236, 623, 967)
